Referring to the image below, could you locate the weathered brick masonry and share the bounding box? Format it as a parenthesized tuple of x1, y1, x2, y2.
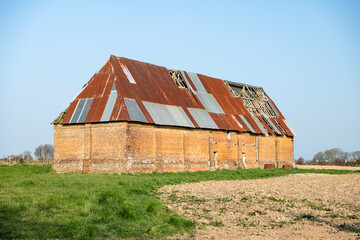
(53, 122, 294, 173)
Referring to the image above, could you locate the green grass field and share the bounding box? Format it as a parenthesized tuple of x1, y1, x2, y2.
(0, 165, 358, 239)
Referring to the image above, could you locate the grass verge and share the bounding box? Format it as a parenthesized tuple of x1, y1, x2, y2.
(0, 165, 358, 239)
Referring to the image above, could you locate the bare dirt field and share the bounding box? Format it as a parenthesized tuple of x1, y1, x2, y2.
(296, 165, 360, 171)
(160, 173, 360, 239)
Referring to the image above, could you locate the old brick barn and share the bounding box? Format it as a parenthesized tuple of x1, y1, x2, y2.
(52, 55, 295, 173)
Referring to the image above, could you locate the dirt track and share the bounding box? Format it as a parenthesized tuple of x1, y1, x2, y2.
(160, 173, 360, 239)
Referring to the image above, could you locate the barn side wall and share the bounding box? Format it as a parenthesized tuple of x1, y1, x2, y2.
(53, 122, 294, 173)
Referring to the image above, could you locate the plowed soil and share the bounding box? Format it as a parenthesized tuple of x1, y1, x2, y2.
(160, 174, 360, 239)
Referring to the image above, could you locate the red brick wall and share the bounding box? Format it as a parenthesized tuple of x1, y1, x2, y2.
(159, 128, 184, 172)
(212, 131, 238, 169)
(53, 124, 85, 172)
(127, 124, 157, 172)
(53, 122, 294, 173)
(258, 135, 277, 166)
(239, 133, 257, 168)
(277, 136, 294, 168)
(91, 123, 127, 172)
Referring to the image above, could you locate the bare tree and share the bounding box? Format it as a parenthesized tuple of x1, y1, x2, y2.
(34, 145, 44, 159)
(21, 150, 33, 160)
(349, 151, 360, 161)
(34, 144, 54, 163)
(43, 144, 54, 159)
(312, 151, 325, 163)
(312, 148, 360, 166)
(324, 148, 346, 162)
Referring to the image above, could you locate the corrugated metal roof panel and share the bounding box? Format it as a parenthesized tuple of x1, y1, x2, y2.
(198, 74, 233, 97)
(187, 72, 207, 92)
(209, 113, 238, 131)
(283, 119, 296, 136)
(70, 99, 86, 123)
(271, 118, 286, 134)
(258, 117, 274, 135)
(252, 116, 268, 135)
(239, 115, 256, 133)
(82, 73, 115, 123)
(124, 98, 148, 123)
(267, 100, 280, 118)
(69, 98, 93, 123)
(195, 91, 224, 114)
(179, 70, 195, 92)
(114, 97, 131, 122)
(78, 99, 93, 123)
(119, 61, 136, 84)
(188, 108, 218, 129)
(231, 114, 244, 129)
(181, 71, 198, 91)
(165, 105, 195, 128)
(263, 115, 282, 135)
(143, 101, 194, 128)
(143, 101, 174, 125)
(101, 90, 118, 122)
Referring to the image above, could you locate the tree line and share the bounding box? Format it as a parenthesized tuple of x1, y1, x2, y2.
(296, 148, 360, 165)
(0, 144, 54, 164)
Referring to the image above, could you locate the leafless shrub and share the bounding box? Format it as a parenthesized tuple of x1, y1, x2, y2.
(295, 157, 306, 165)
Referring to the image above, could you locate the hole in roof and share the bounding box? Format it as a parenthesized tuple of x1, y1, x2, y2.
(168, 69, 187, 88)
(225, 81, 278, 119)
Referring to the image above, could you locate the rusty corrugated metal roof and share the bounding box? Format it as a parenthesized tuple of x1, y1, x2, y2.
(55, 55, 294, 137)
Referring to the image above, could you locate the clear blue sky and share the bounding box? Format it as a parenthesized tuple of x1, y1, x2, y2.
(0, 0, 359, 160)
